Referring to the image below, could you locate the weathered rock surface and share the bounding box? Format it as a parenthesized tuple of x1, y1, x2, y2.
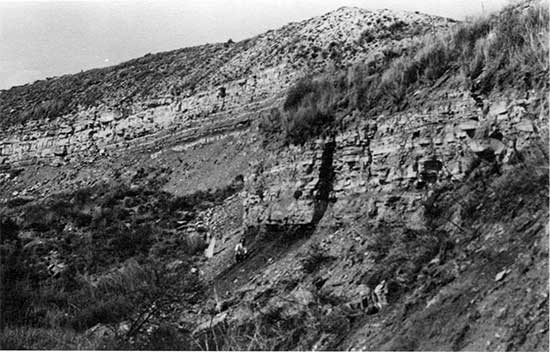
(0, 4, 547, 351)
(242, 87, 547, 231)
(0, 7, 455, 166)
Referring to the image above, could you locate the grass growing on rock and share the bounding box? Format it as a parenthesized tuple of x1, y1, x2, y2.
(260, 1, 549, 145)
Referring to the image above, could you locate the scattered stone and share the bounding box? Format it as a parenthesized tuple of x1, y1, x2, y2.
(515, 120, 534, 133)
(495, 269, 511, 282)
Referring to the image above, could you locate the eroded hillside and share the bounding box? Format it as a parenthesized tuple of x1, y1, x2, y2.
(0, 1, 548, 350)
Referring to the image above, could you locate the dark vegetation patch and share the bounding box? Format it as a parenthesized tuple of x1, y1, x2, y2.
(0, 175, 244, 349)
(260, 76, 340, 145)
(197, 290, 350, 350)
(260, 3, 549, 145)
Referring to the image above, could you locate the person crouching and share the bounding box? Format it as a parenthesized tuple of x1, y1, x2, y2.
(235, 239, 248, 263)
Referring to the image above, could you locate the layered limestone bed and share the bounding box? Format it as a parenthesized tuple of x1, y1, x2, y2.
(188, 75, 547, 320)
(0, 7, 454, 167)
(0, 3, 547, 351)
(0, 80, 282, 166)
(242, 84, 547, 231)
(184, 83, 548, 350)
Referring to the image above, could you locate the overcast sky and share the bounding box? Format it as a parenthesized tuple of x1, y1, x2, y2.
(0, 0, 510, 90)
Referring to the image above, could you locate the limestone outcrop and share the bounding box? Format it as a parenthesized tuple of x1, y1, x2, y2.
(0, 3, 548, 350)
(0, 7, 455, 166)
(242, 87, 547, 230)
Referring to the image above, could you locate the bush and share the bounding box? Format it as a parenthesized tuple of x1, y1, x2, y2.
(260, 74, 344, 145)
(204, 310, 311, 350)
(258, 108, 284, 145)
(284, 77, 316, 111)
(285, 102, 333, 145)
(140, 323, 194, 350)
(69, 296, 132, 331)
(0, 180, 210, 348)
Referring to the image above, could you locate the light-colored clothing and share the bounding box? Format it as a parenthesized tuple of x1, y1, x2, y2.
(235, 243, 247, 255)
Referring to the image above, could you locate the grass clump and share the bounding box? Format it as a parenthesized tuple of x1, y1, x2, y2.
(459, 2, 549, 94)
(0, 326, 96, 350)
(260, 75, 342, 145)
(260, 2, 549, 146)
(198, 291, 349, 351)
(0, 178, 242, 349)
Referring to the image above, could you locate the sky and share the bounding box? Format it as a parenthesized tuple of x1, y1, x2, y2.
(0, 0, 510, 90)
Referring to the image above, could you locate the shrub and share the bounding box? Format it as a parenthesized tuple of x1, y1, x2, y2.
(206, 310, 312, 350)
(283, 77, 316, 111)
(258, 108, 284, 144)
(140, 323, 194, 350)
(0, 181, 210, 348)
(284, 101, 333, 145)
(69, 296, 132, 331)
(107, 224, 152, 259)
(260, 74, 344, 145)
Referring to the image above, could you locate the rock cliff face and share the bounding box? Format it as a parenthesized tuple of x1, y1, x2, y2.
(0, 7, 454, 167)
(243, 85, 547, 230)
(0, 2, 548, 351)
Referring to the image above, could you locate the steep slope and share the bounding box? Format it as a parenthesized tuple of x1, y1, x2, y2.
(0, 7, 453, 170)
(0, 7, 453, 126)
(1, 2, 548, 351)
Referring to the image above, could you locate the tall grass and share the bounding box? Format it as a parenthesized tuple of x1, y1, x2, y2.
(261, 74, 344, 145)
(0, 180, 222, 349)
(463, 1, 549, 92)
(260, 1, 549, 145)
(197, 295, 349, 350)
(0, 326, 96, 350)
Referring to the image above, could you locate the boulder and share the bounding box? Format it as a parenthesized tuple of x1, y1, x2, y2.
(204, 237, 216, 258)
(292, 287, 316, 307)
(99, 111, 117, 124)
(489, 101, 508, 116)
(515, 120, 534, 133)
(458, 120, 479, 132)
(468, 138, 506, 155)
